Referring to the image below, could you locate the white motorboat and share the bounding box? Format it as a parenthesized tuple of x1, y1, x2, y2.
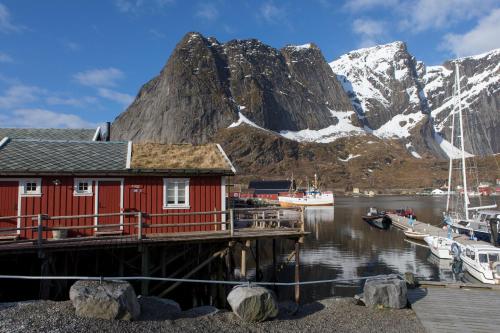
(424, 236, 455, 259)
(460, 244, 500, 284)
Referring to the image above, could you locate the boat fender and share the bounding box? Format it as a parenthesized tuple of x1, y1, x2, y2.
(451, 243, 461, 259)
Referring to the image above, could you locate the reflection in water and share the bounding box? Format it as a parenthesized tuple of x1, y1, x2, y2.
(267, 196, 481, 302)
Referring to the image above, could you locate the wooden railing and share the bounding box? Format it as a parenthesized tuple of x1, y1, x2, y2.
(0, 207, 305, 245)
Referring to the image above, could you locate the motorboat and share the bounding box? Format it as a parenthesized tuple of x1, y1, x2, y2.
(362, 208, 391, 230)
(424, 236, 455, 259)
(403, 229, 429, 240)
(460, 244, 500, 284)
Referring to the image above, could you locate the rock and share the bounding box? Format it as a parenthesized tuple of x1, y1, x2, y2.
(182, 305, 219, 318)
(227, 285, 279, 322)
(137, 296, 181, 320)
(363, 275, 407, 309)
(353, 293, 365, 306)
(403, 272, 417, 289)
(69, 280, 140, 320)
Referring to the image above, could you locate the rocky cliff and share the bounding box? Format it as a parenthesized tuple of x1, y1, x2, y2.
(330, 43, 499, 156)
(112, 32, 353, 143)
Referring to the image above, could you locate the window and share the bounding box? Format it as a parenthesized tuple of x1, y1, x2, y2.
(479, 254, 488, 263)
(163, 178, 189, 209)
(20, 179, 41, 196)
(74, 179, 93, 196)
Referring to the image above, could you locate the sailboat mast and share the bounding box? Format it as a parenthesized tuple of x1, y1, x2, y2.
(456, 63, 469, 220)
(446, 80, 457, 212)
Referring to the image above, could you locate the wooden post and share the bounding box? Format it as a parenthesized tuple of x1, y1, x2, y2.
(141, 246, 149, 296)
(226, 241, 235, 281)
(161, 247, 167, 277)
(137, 212, 143, 240)
(37, 214, 43, 247)
(241, 240, 251, 280)
(300, 207, 305, 232)
(272, 238, 277, 285)
(294, 239, 301, 305)
(255, 239, 260, 282)
(213, 208, 218, 231)
(229, 209, 234, 237)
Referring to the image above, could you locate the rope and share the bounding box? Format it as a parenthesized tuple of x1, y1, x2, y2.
(0, 274, 404, 287)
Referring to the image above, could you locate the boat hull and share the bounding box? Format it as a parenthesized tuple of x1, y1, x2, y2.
(278, 195, 334, 207)
(404, 230, 429, 240)
(362, 215, 391, 230)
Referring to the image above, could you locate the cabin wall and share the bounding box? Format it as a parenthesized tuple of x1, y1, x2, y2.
(0, 175, 223, 239)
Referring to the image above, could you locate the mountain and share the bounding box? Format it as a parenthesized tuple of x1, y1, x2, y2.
(111, 32, 499, 190)
(112, 32, 354, 144)
(330, 42, 500, 156)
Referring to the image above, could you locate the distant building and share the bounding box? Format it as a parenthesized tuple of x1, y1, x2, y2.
(247, 180, 294, 200)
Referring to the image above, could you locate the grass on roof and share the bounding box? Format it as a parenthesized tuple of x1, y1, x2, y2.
(131, 143, 230, 170)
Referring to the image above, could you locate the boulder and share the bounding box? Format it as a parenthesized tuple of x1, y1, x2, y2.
(363, 275, 407, 309)
(403, 272, 417, 288)
(182, 305, 219, 318)
(227, 285, 279, 322)
(69, 280, 140, 320)
(137, 296, 181, 320)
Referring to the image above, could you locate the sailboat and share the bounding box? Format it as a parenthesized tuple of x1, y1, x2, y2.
(444, 63, 499, 244)
(424, 64, 499, 260)
(278, 174, 334, 207)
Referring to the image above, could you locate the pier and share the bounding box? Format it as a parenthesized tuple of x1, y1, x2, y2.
(387, 213, 492, 247)
(408, 286, 500, 333)
(0, 207, 308, 305)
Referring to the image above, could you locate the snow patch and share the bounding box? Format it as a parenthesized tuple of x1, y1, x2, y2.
(434, 132, 473, 159)
(373, 112, 425, 138)
(405, 142, 422, 159)
(280, 110, 365, 143)
(228, 110, 265, 130)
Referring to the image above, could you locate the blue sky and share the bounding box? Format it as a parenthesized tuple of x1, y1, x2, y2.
(0, 0, 499, 128)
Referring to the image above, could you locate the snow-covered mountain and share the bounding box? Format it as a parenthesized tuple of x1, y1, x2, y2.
(330, 42, 500, 156)
(112, 32, 499, 159)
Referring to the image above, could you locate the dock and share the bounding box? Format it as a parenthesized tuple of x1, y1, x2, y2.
(408, 286, 500, 333)
(387, 213, 492, 247)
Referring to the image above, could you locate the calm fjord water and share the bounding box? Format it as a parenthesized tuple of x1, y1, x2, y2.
(270, 195, 497, 302)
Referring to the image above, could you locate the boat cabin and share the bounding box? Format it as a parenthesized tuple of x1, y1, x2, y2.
(461, 244, 500, 284)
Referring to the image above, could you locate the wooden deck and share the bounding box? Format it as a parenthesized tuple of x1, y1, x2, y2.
(408, 287, 500, 333)
(0, 228, 308, 254)
(387, 213, 492, 247)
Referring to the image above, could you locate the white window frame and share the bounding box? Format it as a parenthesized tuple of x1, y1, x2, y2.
(19, 178, 42, 197)
(74, 178, 93, 196)
(163, 178, 190, 209)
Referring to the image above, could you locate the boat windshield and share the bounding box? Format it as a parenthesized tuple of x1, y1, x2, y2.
(479, 253, 488, 263)
(489, 253, 499, 263)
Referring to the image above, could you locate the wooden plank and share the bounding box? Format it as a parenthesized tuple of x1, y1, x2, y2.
(409, 287, 500, 333)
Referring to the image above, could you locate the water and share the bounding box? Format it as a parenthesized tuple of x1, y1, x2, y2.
(266, 195, 498, 302)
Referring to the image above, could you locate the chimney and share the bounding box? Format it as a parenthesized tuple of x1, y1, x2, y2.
(104, 122, 111, 141)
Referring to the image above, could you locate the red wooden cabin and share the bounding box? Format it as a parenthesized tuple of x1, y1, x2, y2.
(0, 129, 235, 240)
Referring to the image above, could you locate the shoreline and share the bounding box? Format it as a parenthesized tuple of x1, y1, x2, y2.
(0, 296, 424, 333)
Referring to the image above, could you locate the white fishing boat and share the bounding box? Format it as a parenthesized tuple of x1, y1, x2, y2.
(460, 244, 500, 284)
(278, 174, 334, 207)
(424, 236, 455, 259)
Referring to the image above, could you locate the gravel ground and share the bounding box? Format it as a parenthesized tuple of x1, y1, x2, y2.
(0, 297, 425, 333)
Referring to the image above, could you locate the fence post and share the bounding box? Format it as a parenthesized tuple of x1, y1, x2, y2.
(137, 212, 143, 240)
(37, 214, 43, 247)
(213, 208, 218, 231)
(300, 207, 305, 232)
(229, 209, 234, 237)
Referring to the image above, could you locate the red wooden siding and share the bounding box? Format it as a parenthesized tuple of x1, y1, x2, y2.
(0, 181, 18, 235)
(0, 175, 222, 239)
